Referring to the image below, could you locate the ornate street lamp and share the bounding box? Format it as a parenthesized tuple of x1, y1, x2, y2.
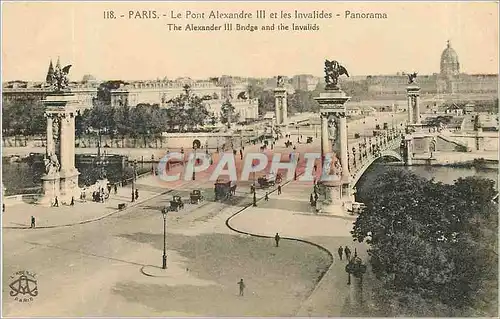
(131, 159, 137, 202)
(161, 206, 168, 269)
(192, 140, 200, 180)
(345, 256, 367, 285)
(151, 154, 155, 174)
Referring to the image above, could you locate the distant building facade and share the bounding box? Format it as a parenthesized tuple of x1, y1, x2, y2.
(2, 80, 98, 110)
(364, 41, 497, 96)
(291, 74, 320, 91)
(2, 59, 98, 109)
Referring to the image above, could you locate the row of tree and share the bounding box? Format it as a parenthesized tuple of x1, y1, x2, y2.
(353, 169, 498, 316)
(2, 85, 241, 137)
(2, 96, 46, 136)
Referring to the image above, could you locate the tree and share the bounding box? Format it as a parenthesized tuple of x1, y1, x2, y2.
(257, 90, 275, 115)
(352, 169, 498, 316)
(2, 97, 46, 137)
(287, 90, 320, 114)
(97, 80, 128, 104)
(75, 109, 91, 138)
(247, 81, 263, 99)
(220, 99, 239, 127)
(88, 100, 116, 136)
(130, 104, 158, 146)
(113, 104, 133, 144)
(166, 85, 209, 132)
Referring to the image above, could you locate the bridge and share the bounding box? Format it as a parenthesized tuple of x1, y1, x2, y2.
(282, 113, 405, 192)
(349, 137, 403, 187)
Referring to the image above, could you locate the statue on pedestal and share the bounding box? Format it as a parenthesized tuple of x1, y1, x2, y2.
(324, 60, 349, 90)
(276, 76, 285, 88)
(44, 154, 60, 176)
(327, 115, 338, 143)
(406, 72, 418, 84)
(48, 59, 72, 93)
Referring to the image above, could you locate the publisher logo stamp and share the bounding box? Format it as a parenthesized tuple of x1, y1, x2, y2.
(9, 270, 38, 302)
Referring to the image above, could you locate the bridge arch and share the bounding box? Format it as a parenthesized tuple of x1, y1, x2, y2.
(351, 150, 403, 187)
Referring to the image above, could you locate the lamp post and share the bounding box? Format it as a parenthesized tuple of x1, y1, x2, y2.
(192, 145, 197, 181)
(296, 125, 300, 143)
(345, 256, 366, 286)
(253, 190, 257, 207)
(161, 207, 168, 269)
(151, 154, 154, 174)
(131, 159, 137, 202)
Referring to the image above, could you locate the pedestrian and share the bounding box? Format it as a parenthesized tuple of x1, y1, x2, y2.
(265, 192, 269, 201)
(344, 246, 351, 261)
(70, 196, 75, 206)
(275, 232, 281, 247)
(2, 203, 4, 212)
(107, 185, 112, 194)
(54, 196, 59, 207)
(237, 278, 245, 296)
(30, 216, 36, 228)
(338, 246, 343, 260)
(277, 184, 282, 195)
(135, 189, 139, 200)
(114, 184, 118, 195)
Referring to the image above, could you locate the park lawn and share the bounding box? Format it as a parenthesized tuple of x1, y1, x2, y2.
(113, 232, 331, 316)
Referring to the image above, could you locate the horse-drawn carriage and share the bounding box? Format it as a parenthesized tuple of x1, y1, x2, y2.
(214, 179, 237, 201)
(169, 195, 184, 211)
(257, 173, 282, 188)
(190, 189, 204, 204)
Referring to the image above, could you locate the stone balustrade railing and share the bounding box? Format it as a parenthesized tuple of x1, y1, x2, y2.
(3, 193, 40, 206)
(348, 133, 402, 179)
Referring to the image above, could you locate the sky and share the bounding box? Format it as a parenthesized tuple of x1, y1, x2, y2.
(2, 1, 498, 82)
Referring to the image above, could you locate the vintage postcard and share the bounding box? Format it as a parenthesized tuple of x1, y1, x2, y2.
(1, 1, 498, 317)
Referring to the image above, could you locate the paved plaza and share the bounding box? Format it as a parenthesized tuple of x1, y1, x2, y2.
(2, 133, 378, 317)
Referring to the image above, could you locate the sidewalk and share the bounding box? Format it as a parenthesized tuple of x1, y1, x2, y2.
(227, 177, 372, 317)
(2, 174, 169, 229)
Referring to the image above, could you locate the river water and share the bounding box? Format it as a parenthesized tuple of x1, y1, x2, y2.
(356, 161, 498, 202)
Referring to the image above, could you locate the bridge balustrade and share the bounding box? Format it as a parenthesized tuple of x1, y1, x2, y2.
(349, 137, 402, 180)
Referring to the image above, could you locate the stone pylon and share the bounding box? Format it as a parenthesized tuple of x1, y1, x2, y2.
(38, 93, 80, 206)
(274, 87, 287, 126)
(315, 88, 354, 213)
(406, 85, 421, 124)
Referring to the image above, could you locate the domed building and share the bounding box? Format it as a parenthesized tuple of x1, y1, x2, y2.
(440, 40, 460, 77)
